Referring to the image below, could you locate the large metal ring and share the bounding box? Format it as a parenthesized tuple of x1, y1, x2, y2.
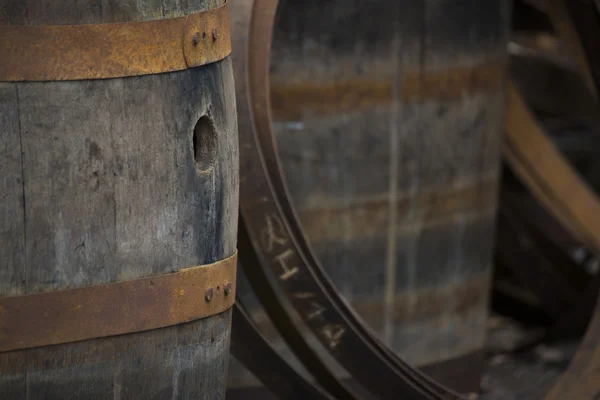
(232, 0, 600, 398)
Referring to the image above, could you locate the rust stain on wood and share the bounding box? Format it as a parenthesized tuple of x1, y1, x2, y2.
(352, 272, 491, 324)
(401, 62, 505, 102)
(269, 62, 505, 120)
(271, 79, 393, 120)
(296, 178, 499, 243)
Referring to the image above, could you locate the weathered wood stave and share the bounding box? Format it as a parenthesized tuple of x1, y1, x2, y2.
(0, 1, 238, 398)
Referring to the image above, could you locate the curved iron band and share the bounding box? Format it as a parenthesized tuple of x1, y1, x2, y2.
(235, 0, 460, 398)
(247, 0, 462, 398)
(230, 300, 333, 400)
(0, 252, 237, 352)
(237, 221, 361, 400)
(0, 1, 231, 82)
(231, 2, 360, 398)
(249, 4, 466, 398)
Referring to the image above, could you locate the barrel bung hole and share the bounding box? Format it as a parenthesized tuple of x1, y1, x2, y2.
(193, 115, 218, 173)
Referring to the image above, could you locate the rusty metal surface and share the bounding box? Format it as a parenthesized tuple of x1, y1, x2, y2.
(0, 252, 237, 352)
(0, 2, 231, 82)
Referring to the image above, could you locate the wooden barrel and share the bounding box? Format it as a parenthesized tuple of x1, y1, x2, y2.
(229, 0, 508, 394)
(0, 0, 238, 398)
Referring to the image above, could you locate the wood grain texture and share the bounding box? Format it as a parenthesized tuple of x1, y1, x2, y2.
(0, 0, 221, 25)
(0, 0, 238, 398)
(235, 0, 508, 382)
(0, 84, 25, 297)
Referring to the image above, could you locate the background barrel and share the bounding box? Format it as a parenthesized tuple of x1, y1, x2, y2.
(0, 1, 238, 398)
(229, 0, 509, 394)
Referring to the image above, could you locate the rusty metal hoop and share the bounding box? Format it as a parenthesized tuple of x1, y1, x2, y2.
(0, 2, 231, 82)
(0, 252, 237, 352)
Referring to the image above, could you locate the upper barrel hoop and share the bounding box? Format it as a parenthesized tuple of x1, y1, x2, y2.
(0, 1, 231, 82)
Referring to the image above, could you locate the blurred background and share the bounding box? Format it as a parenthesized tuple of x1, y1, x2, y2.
(228, 0, 600, 398)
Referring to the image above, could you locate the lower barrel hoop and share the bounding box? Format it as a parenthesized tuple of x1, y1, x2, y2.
(0, 252, 237, 352)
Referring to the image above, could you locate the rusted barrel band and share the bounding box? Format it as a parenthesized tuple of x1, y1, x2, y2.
(269, 62, 506, 120)
(0, 252, 237, 353)
(0, 1, 231, 82)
